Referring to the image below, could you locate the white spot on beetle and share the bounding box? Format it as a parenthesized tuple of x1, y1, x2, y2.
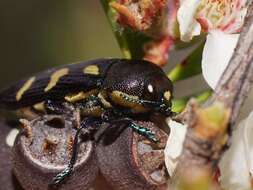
(148, 84, 153, 93)
(6, 128, 19, 147)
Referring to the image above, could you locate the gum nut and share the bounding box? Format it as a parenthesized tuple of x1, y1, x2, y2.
(12, 115, 98, 190)
(95, 120, 169, 190)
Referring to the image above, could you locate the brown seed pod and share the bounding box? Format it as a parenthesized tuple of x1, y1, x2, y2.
(96, 120, 169, 190)
(12, 115, 98, 190)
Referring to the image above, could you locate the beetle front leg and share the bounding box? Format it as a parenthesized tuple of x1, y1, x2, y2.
(128, 121, 158, 143)
(110, 117, 158, 143)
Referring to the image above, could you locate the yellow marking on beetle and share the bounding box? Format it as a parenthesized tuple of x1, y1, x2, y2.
(16, 77, 36, 101)
(81, 106, 104, 117)
(111, 91, 148, 113)
(164, 91, 171, 101)
(65, 89, 98, 103)
(44, 68, 69, 92)
(33, 102, 45, 112)
(83, 65, 99, 75)
(98, 92, 112, 108)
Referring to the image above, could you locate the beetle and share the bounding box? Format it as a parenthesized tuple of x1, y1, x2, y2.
(0, 58, 173, 185)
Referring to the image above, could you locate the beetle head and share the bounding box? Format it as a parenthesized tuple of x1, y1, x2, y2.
(141, 72, 173, 116)
(103, 59, 173, 116)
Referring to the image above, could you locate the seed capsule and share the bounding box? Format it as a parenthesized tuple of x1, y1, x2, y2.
(12, 115, 98, 190)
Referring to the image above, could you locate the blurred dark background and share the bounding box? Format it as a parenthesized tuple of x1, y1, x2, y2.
(0, 0, 121, 88)
(0, 0, 211, 100)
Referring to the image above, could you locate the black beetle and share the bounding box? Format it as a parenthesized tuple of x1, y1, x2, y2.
(0, 58, 173, 185)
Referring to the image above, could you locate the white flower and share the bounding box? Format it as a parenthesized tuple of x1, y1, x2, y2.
(178, 0, 247, 41)
(177, 0, 202, 42)
(177, 0, 248, 89)
(164, 111, 253, 189)
(202, 31, 239, 89)
(219, 110, 253, 190)
(164, 119, 188, 176)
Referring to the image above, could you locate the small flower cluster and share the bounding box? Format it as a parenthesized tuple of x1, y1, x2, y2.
(111, 0, 177, 66)
(178, 0, 248, 88)
(110, 0, 168, 35)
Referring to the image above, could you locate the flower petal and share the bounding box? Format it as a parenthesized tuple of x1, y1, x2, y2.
(202, 30, 239, 89)
(219, 111, 253, 190)
(177, 0, 201, 42)
(196, 0, 248, 33)
(5, 128, 19, 147)
(243, 111, 253, 175)
(164, 119, 187, 176)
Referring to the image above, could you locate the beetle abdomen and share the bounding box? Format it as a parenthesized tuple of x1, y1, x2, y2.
(0, 59, 115, 109)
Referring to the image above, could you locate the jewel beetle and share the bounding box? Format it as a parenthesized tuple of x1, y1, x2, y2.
(0, 58, 173, 185)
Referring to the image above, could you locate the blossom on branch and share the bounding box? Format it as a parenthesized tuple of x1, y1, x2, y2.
(110, 0, 168, 36)
(110, 0, 180, 66)
(177, 0, 248, 89)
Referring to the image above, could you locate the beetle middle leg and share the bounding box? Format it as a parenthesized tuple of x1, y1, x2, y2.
(49, 117, 101, 186)
(44, 99, 81, 128)
(44, 100, 75, 115)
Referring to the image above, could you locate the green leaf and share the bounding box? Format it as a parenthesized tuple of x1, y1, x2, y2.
(168, 42, 204, 82)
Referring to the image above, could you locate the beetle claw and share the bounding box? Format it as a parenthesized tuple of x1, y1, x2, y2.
(49, 166, 73, 186)
(145, 131, 159, 143)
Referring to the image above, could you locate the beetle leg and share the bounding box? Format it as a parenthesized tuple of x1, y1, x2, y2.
(101, 108, 126, 121)
(49, 118, 100, 186)
(100, 109, 113, 122)
(44, 99, 74, 115)
(138, 99, 173, 116)
(110, 118, 158, 143)
(128, 121, 158, 143)
(76, 95, 106, 117)
(44, 99, 82, 128)
(76, 95, 101, 109)
(138, 99, 163, 108)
